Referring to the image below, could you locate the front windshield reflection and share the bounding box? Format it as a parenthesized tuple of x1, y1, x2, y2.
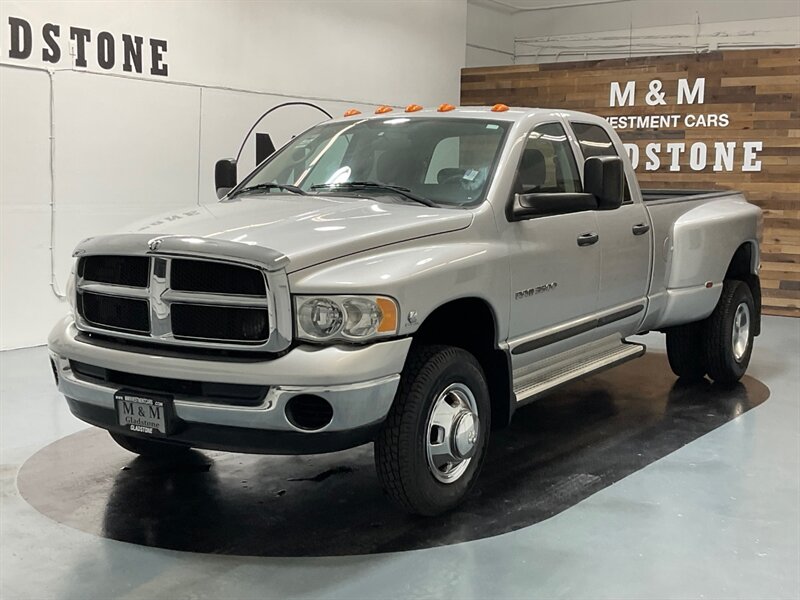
(233, 117, 511, 208)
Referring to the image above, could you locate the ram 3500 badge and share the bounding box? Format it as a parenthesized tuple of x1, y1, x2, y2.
(49, 105, 762, 515)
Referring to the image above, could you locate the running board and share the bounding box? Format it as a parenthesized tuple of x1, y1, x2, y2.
(513, 340, 646, 405)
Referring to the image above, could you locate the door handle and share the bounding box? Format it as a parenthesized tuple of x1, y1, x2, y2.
(632, 223, 650, 236)
(577, 232, 599, 247)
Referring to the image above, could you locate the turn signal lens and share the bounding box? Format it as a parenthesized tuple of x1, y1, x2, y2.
(438, 103, 456, 112)
(375, 105, 393, 114)
(375, 297, 399, 333)
(491, 103, 509, 112)
(405, 104, 423, 113)
(343, 108, 361, 117)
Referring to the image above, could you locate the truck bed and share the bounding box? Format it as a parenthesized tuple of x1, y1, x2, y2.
(638, 187, 759, 331)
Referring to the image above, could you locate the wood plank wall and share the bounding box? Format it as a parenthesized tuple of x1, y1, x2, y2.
(461, 49, 800, 317)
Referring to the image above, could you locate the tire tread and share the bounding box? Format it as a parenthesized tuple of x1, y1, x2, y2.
(705, 279, 753, 383)
(666, 321, 706, 381)
(375, 345, 448, 513)
(375, 345, 489, 515)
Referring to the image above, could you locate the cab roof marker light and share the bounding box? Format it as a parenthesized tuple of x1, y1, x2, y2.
(491, 103, 510, 112)
(438, 103, 456, 112)
(405, 104, 423, 113)
(375, 105, 393, 114)
(343, 109, 361, 117)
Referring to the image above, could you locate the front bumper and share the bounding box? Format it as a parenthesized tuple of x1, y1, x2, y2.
(48, 317, 411, 454)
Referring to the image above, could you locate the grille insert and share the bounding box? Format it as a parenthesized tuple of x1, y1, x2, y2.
(171, 303, 269, 342)
(79, 292, 150, 334)
(79, 256, 150, 287)
(170, 259, 266, 296)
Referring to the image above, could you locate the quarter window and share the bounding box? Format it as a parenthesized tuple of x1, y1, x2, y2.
(570, 121, 632, 203)
(570, 122, 617, 159)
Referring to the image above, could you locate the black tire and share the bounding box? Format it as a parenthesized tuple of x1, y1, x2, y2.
(109, 431, 191, 458)
(704, 279, 755, 384)
(665, 321, 707, 382)
(374, 345, 491, 516)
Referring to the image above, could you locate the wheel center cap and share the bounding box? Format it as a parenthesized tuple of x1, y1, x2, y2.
(452, 412, 478, 459)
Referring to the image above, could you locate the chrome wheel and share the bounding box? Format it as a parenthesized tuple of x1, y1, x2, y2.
(732, 302, 751, 362)
(425, 383, 480, 484)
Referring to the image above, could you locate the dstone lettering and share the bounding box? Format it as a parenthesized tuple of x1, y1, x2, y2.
(7, 16, 169, 77)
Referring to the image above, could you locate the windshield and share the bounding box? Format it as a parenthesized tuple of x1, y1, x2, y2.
(233, 117, 511, 207)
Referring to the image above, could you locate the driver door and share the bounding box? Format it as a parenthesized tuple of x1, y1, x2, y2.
(506, 121, 601, 372)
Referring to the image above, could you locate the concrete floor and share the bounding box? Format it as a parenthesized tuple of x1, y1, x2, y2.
(1, 316, 798, 599)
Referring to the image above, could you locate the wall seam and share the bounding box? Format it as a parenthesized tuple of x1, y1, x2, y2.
(196, 87, 203, 207)
(0, 62, 404, 109)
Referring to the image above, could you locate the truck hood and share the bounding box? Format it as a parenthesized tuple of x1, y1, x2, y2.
(127, 194, 473, 272)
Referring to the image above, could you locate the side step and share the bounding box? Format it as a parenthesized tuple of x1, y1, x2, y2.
(513, 338, 646, 405)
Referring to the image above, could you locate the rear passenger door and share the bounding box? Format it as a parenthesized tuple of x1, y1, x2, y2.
(570, 121, 651, 336)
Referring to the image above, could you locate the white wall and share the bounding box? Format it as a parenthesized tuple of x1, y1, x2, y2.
(466, 2, 514, 66)
(513, 0, 800, 63)
(0, 0, 468, 349)
(465, 0, 800, 66)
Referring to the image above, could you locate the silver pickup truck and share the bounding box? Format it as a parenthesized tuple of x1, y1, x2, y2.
(48, 106, 762, 515)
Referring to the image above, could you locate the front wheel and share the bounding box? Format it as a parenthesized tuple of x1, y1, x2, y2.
(704, 280, 756, 384)
(374, 345, 491, 516)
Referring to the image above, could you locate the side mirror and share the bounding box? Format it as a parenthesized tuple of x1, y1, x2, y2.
(583, 156, 623, 210)
(215, 158, 237, 199)
(511, 192, 597, 220)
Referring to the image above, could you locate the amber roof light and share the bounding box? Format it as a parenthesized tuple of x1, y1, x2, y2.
(343, 109, 361, 117)
(438, 103, 456, 112)
(491, 103, 510, 112)
(405, 104, 423, 113)
(375, 105, 393, 114)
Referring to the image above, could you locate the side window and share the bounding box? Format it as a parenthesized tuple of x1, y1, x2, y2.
(570, 121, 632, 203)
(515, 122, 581, 194)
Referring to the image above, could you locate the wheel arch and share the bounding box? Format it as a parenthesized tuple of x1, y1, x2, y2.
(411, 297, 513, 429)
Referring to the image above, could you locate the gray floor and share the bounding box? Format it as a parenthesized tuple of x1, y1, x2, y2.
(1, 317, 798, 600)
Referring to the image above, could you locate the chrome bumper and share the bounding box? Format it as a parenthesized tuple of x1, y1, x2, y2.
(48, 317, 410, 446)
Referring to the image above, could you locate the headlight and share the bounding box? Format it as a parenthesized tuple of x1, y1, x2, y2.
(295, 295, 399, 342)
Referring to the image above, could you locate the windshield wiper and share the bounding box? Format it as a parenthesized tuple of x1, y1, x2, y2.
(230, 183, 307, 197)
(310, 181, 437, 207)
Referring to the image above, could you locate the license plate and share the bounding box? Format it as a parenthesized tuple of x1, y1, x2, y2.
(114, 389, 173, 436)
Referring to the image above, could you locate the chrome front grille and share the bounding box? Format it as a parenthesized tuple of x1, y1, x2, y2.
(75, 255, 274, 348)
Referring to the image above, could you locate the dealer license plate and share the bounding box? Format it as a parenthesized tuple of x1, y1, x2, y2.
(114, 390, 173, 436)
